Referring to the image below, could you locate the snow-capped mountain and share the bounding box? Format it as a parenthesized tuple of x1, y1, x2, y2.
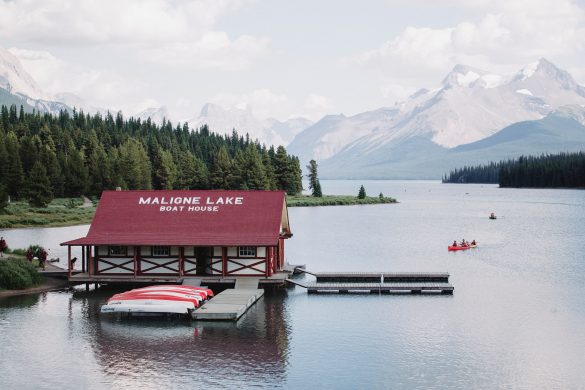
(289, 58, 585, 178)
(287, 107, 399, 164)
(188, 103, 312, 146)
(0, 47, 48, 100)
(55, 92, 109, 115)
(134, 106, 171, 126)
(0, 47, 71, 115)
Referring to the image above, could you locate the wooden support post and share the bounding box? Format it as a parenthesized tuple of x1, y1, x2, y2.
(222, 247, 227, 277)
(133, 246, 138, 277)
(278, 238, 285, 270)
(265, 246, 269, 277)
(82, 246, 86, 273)
(89, 246, 93, 276)
(67, 246, 72, 278)
(179, 247, 184, 277)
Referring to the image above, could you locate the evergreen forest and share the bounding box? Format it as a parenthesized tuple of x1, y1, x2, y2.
(442, 152, 585, 188)
(0, 104, 303, 207)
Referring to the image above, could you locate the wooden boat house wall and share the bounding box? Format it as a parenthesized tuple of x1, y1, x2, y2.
(61, 190, 292, 280)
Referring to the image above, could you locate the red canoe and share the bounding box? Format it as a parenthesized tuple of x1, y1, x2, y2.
(448, 244, 477, 251)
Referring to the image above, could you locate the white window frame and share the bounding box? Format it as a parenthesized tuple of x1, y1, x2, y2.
(238, 246, 257, 257)
(109, 246, 127, 256)
(152, 246, 170, 257)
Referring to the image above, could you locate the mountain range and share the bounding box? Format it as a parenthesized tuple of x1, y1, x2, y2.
(288, 58, 585, 178)
(2, 44, 585, 179)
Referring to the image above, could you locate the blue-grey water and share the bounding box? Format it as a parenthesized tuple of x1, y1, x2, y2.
(1, 181, 584, 389)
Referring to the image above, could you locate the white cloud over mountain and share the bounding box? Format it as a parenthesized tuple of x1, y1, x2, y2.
(2, 0, 585, 123)
(350, 0, 585, 104)
(0, 0, 268, 71)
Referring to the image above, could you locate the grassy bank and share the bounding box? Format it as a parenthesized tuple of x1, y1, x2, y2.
(0, 194, 396, 229)
(287, 194, 396, 207)
(0, 258, 42, 290)
(0, 197, 96, 229)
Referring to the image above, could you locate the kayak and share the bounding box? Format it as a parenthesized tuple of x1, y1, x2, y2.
(448, 244, 477, 251)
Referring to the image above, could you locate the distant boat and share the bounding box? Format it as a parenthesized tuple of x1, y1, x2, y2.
(489, 213, 497, 219)
(448, 244, 477, 251)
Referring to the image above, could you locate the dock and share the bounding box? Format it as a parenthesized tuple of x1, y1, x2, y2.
(288, 271, 454, 294)
(191, 278, 264, 321)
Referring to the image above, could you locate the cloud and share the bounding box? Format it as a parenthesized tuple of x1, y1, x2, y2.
(205, 90, 334, 121)
(144, 32, 270, 71)
(303, 94, 335, 119)
(0, 0, 267, 70)
(210, 89, 291, 119)
(8, 47, 155, 115)
(9, 48, 100, 95)
(352, 0, 585, 102)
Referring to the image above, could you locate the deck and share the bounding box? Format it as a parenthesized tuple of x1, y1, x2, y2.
(191, 279, 264, 321)
(288, 271, 454, 295)
(67, 271, 291, 287)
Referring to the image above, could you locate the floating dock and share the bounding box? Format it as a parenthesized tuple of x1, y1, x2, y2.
(191, 278, 264, 321)
(288, 271, 454, 294)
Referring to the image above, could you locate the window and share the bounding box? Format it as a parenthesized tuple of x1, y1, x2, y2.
(152, 246, 170, 257)
(238, 246, 257, 257)
(109, 246, 127, 256)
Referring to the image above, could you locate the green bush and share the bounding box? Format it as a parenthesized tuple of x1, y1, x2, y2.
(0, 258, 42, 289)
(0, 220, 13, 228)
(9, 248, 27, 256)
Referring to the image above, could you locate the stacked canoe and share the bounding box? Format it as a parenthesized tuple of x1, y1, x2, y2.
(101, 284, 214, 316)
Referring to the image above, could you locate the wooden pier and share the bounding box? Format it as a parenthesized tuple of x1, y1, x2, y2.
(288, 271, 454, 295)
(191, 278, 264, 321)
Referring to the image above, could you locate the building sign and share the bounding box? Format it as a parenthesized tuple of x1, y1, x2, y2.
(138, 196, 244, 212)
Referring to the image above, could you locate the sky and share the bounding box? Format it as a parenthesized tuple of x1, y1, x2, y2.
(1, 0, 585, 122)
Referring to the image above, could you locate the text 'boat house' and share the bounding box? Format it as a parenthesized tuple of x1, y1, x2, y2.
(61, 190, 292, 283)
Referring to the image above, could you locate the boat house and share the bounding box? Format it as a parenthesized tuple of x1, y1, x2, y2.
(61, 190, 292, 283)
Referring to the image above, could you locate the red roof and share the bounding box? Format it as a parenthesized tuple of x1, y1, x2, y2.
(62, 190, 290, 246)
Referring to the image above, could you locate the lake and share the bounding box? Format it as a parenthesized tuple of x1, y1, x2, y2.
(1, 180, 584, 389)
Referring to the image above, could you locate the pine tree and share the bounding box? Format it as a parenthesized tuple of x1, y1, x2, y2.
(26, 161, 53, 207)
(209, 146, 233, 189)
(358, 185, 366, 199)
(232, 144, 268, 190)
(177, 152, 209, 189)
(117, 139, 152, 190)
(306, 159, 322, 197)
(290, 156, 303, 195)
(4, 132, 24, 198)
(262, 151, 277, 190)
(152, 147, 178, 190)
(0, 183, 8, 212)
(64, 145, 89, 196)
(273, 146, 291, 191)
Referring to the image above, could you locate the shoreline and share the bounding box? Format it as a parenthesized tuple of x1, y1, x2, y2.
(0, 276, 71, 299)
(0, 195, 397, 230)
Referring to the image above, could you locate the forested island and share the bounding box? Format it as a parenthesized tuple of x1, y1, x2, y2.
(442, 152, 585, 188)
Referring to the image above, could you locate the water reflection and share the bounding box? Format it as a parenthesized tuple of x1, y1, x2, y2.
(82, 290, 290, 389)
(1, 182, 585, 389)
(0, 293, 40, 309)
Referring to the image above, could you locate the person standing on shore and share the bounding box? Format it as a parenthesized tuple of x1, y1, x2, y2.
(0, 237, 6, 257)
(39, 248, 47, 270)
(26, 248, 34, 263)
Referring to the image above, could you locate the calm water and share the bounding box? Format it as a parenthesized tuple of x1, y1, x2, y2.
(1, 181, 584, 389)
